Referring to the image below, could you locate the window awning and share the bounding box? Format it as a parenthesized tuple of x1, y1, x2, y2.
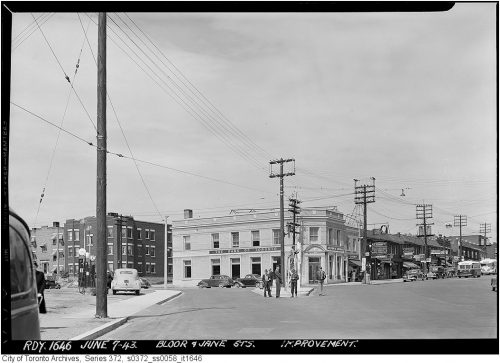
(348, 260, 362, 267)
(403, 262, 419, 269)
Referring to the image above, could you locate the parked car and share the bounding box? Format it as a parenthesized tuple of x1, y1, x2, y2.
(403, 269, 425, 282)
(426, 271, 437, 280)
(139, 277, 151, 289)
(111, 268, 141, 295)
(236, 274, 264, 289)
(431, 265, 446, 279)
(197, 275, 239, 288)
(44, 279, 61, 289)
(9, 209, 41, 339)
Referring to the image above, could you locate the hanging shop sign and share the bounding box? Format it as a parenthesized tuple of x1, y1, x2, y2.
(209, 246, 281, 255)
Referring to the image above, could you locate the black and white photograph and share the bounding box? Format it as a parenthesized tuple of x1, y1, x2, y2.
(2, 1, 498, 357)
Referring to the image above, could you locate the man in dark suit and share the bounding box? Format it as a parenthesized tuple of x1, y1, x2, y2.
(34, 262, 47, 314)
(262, 269, 272, 297)
(274, 266, 282, 298)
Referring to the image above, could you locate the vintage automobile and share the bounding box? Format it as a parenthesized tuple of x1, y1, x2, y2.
(197, 275, 240, 288)
(44, 279, 61, 289)
(457, 261, 481, 278)
(430, 265, 446, 279)
(236, 274, 264, 289)
(111, 268, 141, 295)
(403, 269, 425, 282)
(139, 277, 151, 289)
(10, 209, 41, 339)
(426, 271, 437, 280)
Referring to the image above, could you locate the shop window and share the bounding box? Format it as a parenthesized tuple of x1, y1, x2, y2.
(211, 259, 221, 275)
(251, 257, 261, 275)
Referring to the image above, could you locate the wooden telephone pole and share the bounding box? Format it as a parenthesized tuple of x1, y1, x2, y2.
(96, 12, 107, 318)
(354, 178, 375, 283)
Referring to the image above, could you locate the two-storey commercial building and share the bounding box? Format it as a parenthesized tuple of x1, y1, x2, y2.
(172, 208, 361, 287)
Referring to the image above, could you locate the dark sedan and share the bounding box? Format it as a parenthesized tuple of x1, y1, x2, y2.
(197, 275, 239, 288)
(236, 274, 264, 289)
(139, 278, 151, 289)
(44, 280, 61, 289)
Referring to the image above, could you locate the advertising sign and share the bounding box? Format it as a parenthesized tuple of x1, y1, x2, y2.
(372, 242, 387, 255)
(403, 247, 414, 257)
(209, 246, 281, 255)
(361, 258, 366, 272)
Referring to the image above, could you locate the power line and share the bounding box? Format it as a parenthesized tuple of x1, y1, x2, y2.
(13, 13, 55, 50)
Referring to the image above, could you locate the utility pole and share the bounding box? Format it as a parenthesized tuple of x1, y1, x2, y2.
(354, 178, 375, 283)
(55, 222, 60, 276)
(287, 196, 301, 277)
(117, 214, 122, 268)
(416, 204, 434, 274)
(269, 158, 295, 291)
(454, 215, 467, 262)
(164, 216, 169, 290)
(479, 223, 491, 259)
(95, 12, 107, 319)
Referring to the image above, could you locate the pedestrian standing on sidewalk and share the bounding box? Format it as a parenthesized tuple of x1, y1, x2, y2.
(34, 262, 47, 314)
(274, 266, 282, 298)
(262, 269, 272, 297)
(317, 266, 326, 296)
(290, 268, 299, 297)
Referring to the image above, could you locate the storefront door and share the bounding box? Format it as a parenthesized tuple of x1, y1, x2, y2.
(231, 258, 240, 279)
(308, 257, 320, 283)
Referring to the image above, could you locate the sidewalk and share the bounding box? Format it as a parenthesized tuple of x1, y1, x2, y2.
(40, 286, 181, 340)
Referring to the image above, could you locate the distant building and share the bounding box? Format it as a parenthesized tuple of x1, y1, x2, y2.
(172, 208, 361, 287)
(448, 236, 486, 261)
(484, 242, 497, 259)
(63, 213, 170, 279)
(30, 222, 65, 276)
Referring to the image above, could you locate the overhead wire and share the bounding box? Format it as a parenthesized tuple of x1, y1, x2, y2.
(13, 13, 55, 50)
(33, 18, 92, 228)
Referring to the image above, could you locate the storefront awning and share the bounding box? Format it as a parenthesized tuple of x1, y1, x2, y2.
(403, 262, 419, 269)
(348, 260, 362, 267)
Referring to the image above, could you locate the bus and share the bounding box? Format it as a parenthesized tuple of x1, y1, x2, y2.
(480, 258, 497, 275)
(457, 261, 481, 278)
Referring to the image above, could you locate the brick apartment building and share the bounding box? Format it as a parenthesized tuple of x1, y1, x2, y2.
(30, 222, 65, 276)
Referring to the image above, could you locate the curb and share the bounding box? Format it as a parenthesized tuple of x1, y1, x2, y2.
(70, 292, 183, 340)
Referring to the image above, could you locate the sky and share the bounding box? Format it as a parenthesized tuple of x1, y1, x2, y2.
(8, 4, 497, 243)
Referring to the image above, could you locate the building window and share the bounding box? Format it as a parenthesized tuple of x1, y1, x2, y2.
(145, 229, 150, 240)
(150, 230, 155, 241)
(107, 226, 113, 238)
(212, 233, 219, 249)
(328, 228, 333, 245)
(184, 260, 191, 278)
(137, 263, 142, 273)
(121, 246, 127, 256)
(272, 229, 280, 245)
(74, 230, 79, 241)
(146, 245, 150, 256)
(127, 245, 133, 256)
(231, 232, 239, 248)
(108, 262, 114, 272)
(151, 263, 156, 274)
(41, 245, 47, 253)
(52, 237, 57, 246)
(127, 227, 133, 239)
(69, 265, 74, 275)
(211, 259, 221, 275)
(146, 263, 151, 274)
(150, 246, 155, 257)
(336, 230, 341, 246)
(310, 227, 319, 243)
(108, 245, 113, 255)
(137, 228, 142, 239)
(68, 230, 73, 242)
(183, 236, 191, 250)
(251, 257, 261, 275)
(68, 246, 73, 257)
(251, 231, 260, 247)
(121, 227, 127, 239)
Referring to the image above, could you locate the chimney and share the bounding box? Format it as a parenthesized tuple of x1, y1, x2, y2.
(53, 222, 60, 228)
(184, 209, 193, 219)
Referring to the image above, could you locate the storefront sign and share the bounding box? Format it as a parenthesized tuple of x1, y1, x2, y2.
(361, 257, 366, 272)
(431, 249, 447, 255)
(372, 242, 387, 255)
(209, 246, 281, 255)
(347, 254, 359, 259)
(326, 245, 345, 252)
(403, 247, 414, 256)
(414, 254, 425, 261)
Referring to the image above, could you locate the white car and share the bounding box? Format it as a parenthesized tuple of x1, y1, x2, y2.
(111, 268, 141, 295)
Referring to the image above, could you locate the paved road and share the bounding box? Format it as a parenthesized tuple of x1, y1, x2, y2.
(101, 277, 497, 340)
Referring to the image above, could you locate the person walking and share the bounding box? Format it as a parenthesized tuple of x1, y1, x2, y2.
(274, 266, 282, 298)
(262, 269, 272, 297)
(317, 266, 326, 296)
(290, 268, 299, 297)
(34, 262, 47, 314)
